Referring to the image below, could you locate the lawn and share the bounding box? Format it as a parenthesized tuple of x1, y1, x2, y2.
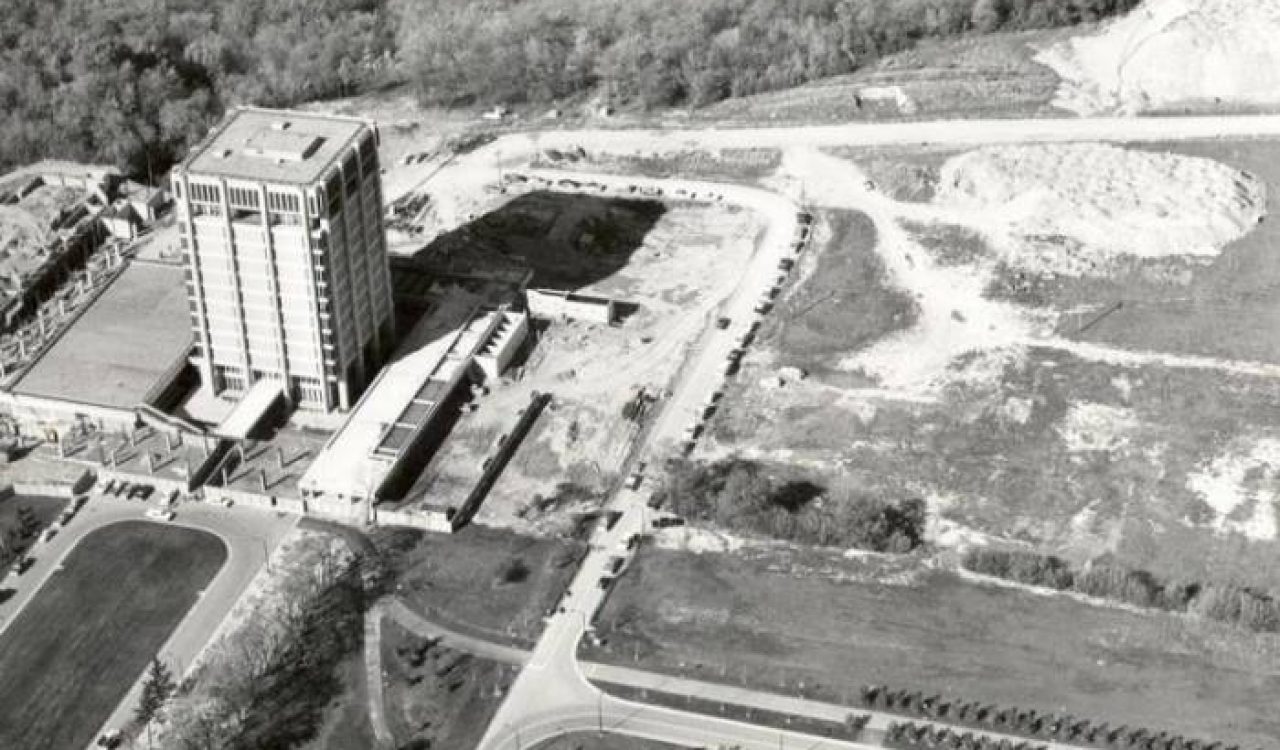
(300, 650, 377, 750)
(0, 493, 64, 571)
(0, 520, 226, 750)
(758, 209, 916, 380)
(375, 524, 585, 647)
(588, 547, 1280, 748)
(380, 619, 516, 749)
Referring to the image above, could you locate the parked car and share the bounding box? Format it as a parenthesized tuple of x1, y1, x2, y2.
(41, 527, 57, 543)
(716, 316, 731, 330)
(97, 730, 123, 749)
(145, 508, 175, 522)
(604, 510, 623, 531)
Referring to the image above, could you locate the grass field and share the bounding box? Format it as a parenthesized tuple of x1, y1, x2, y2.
(380, 619, 515, 749)
(376, 525, 585, 647)
(0, 493, 64, 565)
(589, 547, 1280, 748)
(756, 209, 916, 381)
(300, 650, 377, 750)
(0, 520, 226, 750)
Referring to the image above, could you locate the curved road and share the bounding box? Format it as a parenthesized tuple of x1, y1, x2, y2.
(0, 490, 297, 748)
(417, 112, 1280, 750)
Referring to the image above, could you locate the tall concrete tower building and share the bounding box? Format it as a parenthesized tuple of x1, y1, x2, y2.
(173, 108, 394, 412)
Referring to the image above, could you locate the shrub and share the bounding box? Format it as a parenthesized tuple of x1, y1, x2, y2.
(657, 458, 925, 552)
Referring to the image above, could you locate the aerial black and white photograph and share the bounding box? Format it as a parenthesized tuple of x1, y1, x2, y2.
(0, 1, 1277, 748)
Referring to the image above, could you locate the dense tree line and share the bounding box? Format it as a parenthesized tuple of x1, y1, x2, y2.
(0, 0, 1141, 178)
(655, 457, 925, 552)
(0, 0, 393, 177)
(393, 0, 1142, 108)
(963, 548, 1280, 634)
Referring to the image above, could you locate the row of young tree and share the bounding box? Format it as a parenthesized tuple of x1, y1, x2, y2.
(961, 548, 1280, 634)
(886, 722, 1047, 750)
(656, 457, 926, 552)
(392, 0, 1142, 109)
(865, 686, 1234, 750)
(0, 0, 394, 177)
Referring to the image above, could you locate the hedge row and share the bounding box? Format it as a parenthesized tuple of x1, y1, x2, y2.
(962, 548, 1280, 633)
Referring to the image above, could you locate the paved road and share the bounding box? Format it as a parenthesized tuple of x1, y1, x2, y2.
(470, 166, 827, 750)
(380, 593, 1094, 750)
(0, 491, 297, 748)
(456, 112, 1280, 749)
(483, 699, 878, 750)
(90, 496, 297, 745)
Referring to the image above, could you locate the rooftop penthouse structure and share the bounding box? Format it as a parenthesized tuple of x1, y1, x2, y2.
(172, 108, 395, 413)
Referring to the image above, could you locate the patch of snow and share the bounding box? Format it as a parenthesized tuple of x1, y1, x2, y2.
(935, 143, 1265, 278)
(1057, 401, 1141, 454)
(1036, 0, 1280, 115)
(1186, 437, 1280, 540)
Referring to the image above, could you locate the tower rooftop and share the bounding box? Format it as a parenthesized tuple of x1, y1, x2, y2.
(181, 108, 372, 185)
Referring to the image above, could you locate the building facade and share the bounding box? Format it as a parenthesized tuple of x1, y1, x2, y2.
(172, 108, 395, 412)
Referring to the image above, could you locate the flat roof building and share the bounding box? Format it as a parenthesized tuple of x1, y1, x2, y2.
(172, 108, 395, 413)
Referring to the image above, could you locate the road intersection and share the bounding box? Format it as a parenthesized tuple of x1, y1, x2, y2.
(422, 113, 1280, 749)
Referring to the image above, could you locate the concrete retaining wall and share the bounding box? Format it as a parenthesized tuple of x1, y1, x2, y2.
(527, 288, 615, 325)
(375, 507, 452, 533)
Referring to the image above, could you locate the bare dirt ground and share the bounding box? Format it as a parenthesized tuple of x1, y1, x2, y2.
(1037, 0, 1280, 116)
(706, 139, 1280, 595)
(406, 196, 764, 534)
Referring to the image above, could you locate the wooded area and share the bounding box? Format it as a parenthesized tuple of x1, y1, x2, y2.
(0, 0, 392, 177)
(0, 0, 1138, 178)
(393, 0, 1142, 108)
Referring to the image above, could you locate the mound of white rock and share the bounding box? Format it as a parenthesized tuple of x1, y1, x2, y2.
(1036, 0, 1280, 115)
(935, 142, 1265, 276)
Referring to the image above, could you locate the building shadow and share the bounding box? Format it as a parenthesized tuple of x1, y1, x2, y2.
(409, 191, 666, 292)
